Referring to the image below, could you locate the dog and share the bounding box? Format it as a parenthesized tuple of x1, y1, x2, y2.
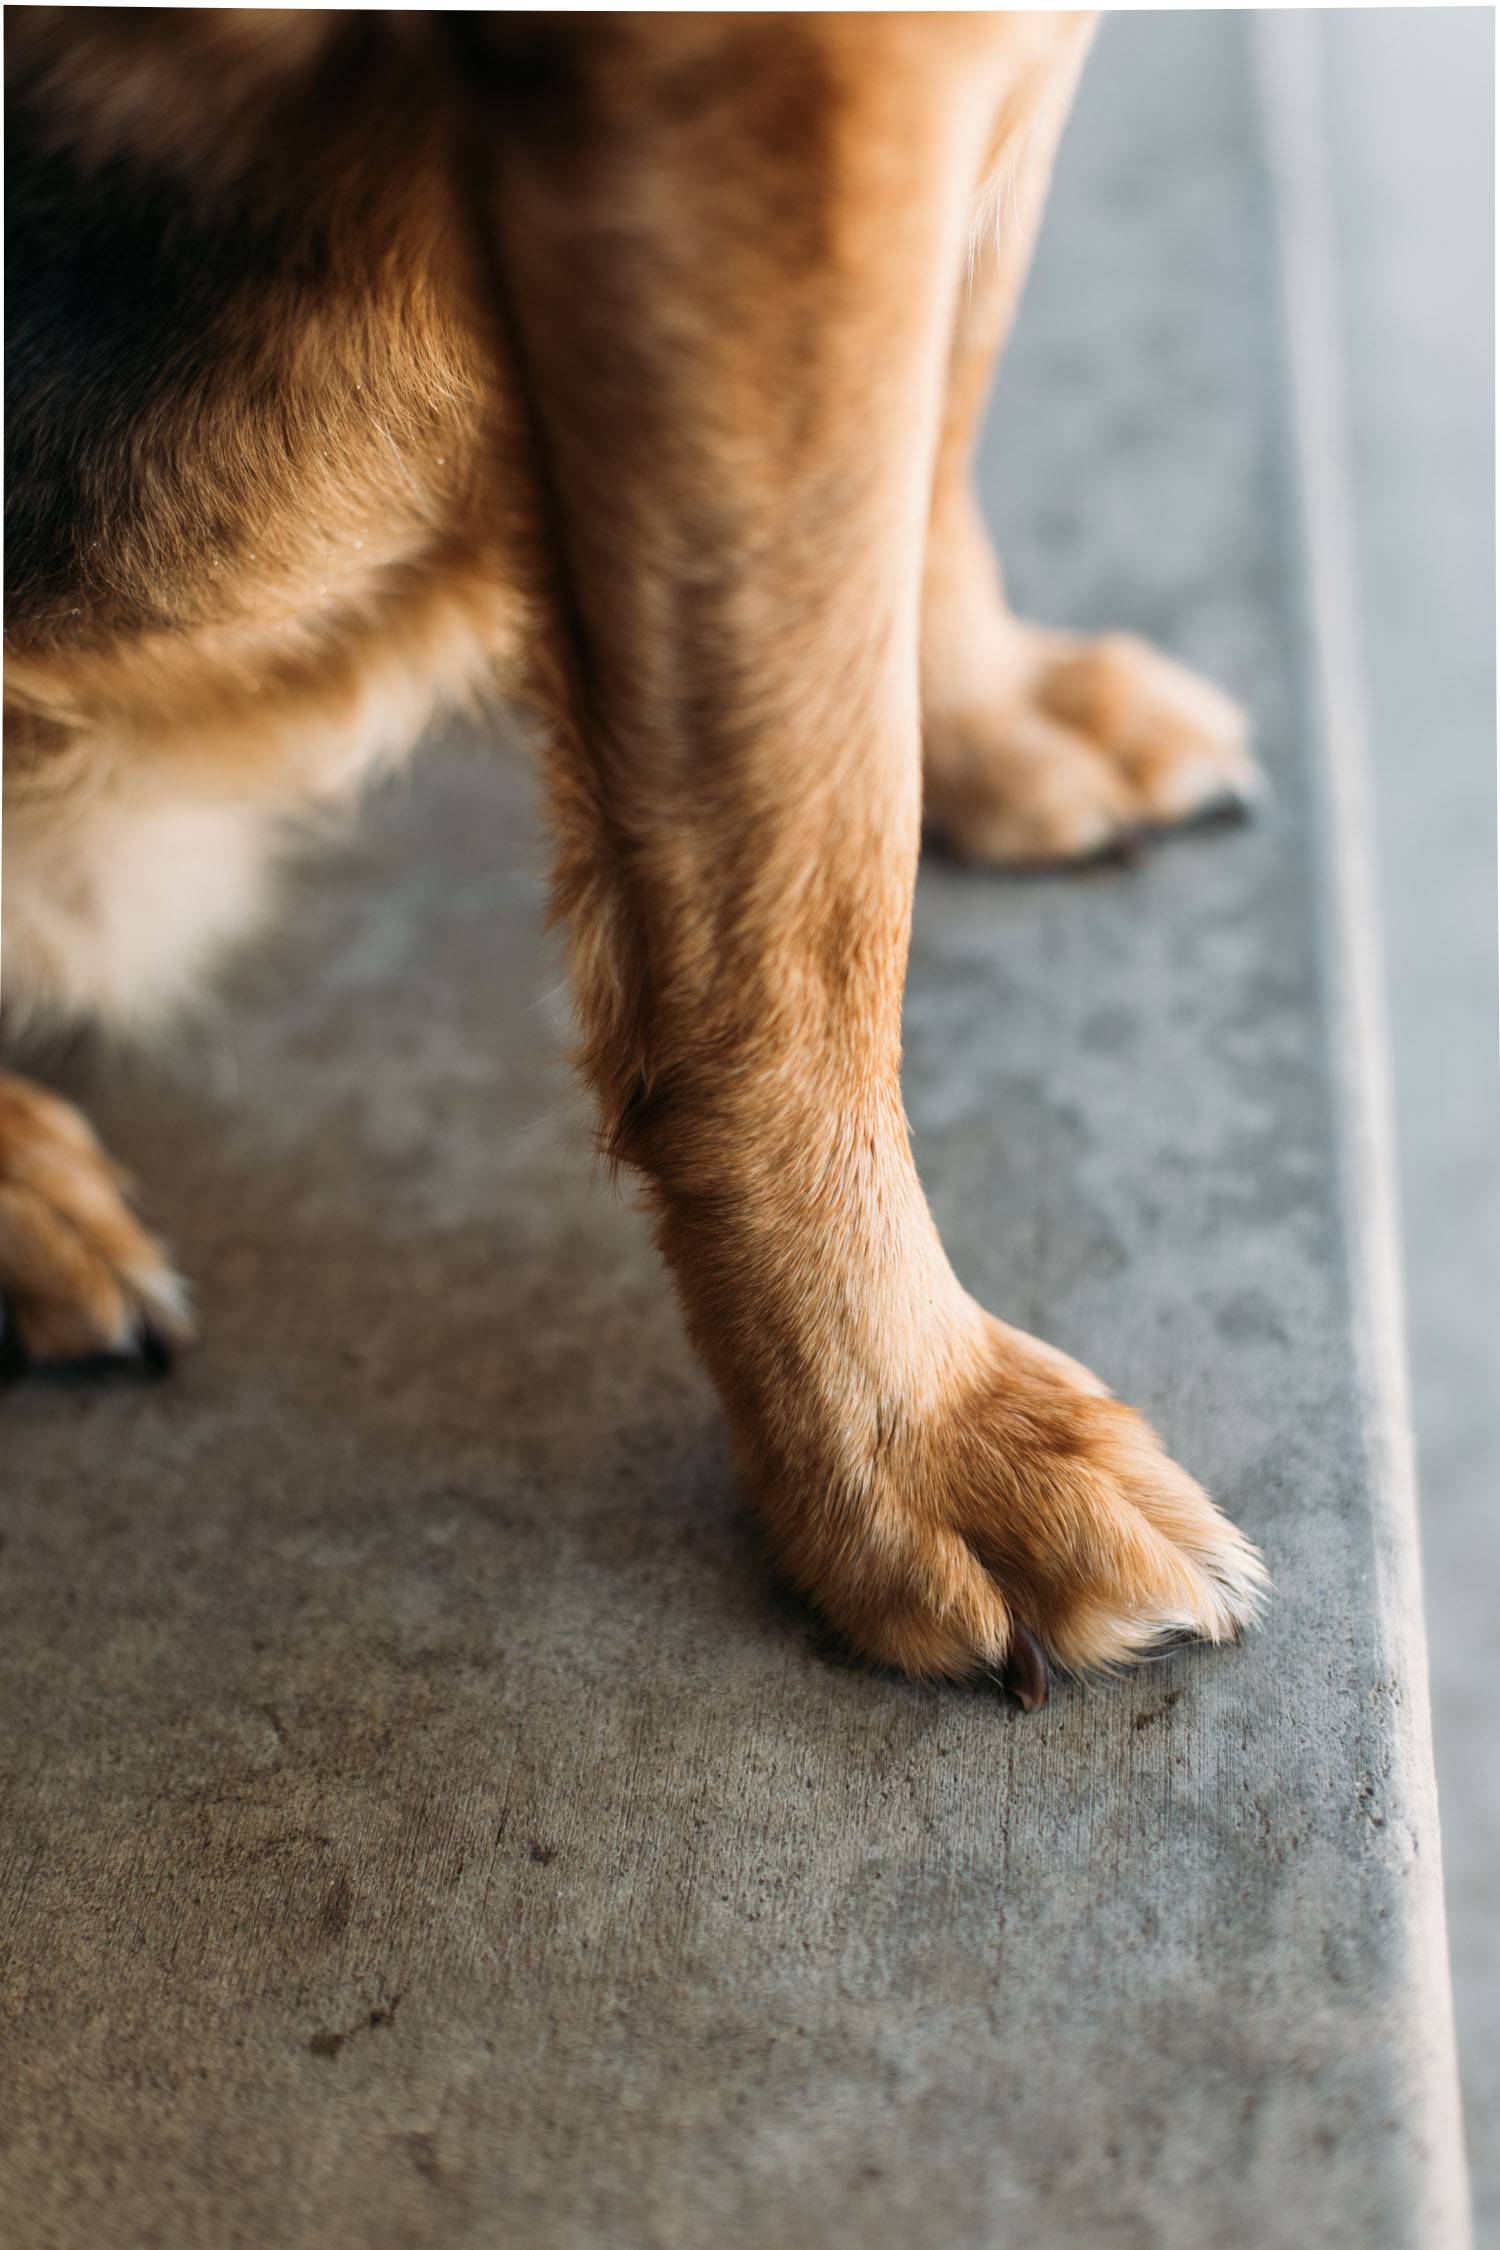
(2, 11, 1267, 1701)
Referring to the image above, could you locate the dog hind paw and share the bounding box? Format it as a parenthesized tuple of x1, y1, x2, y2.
(925, 627, 1262, 868)
(0, 1073, 194, 1369)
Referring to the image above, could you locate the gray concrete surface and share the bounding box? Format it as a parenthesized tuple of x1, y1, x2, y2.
(0, 16, 1473, 2249)
(1318, 15, 1498, 2237)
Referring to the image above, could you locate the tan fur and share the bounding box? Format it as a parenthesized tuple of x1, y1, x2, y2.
(2, 12, 1265, 1685)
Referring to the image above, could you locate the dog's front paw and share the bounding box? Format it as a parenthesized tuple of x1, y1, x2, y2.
(770, 1316, 1267, 1697)
(0, 1074, 194, 1368)
(925, 627, 1262, 868)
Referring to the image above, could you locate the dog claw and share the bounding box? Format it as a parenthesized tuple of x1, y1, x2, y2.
(1001, 1622, 1050, 1712)
(136, 1322, 176, 1375)
(0, 1308, 30, 1380)
(1190, 784, 1255, 832)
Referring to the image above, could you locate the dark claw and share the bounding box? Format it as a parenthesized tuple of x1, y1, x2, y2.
(1001, 1622, 1050, 1713)
(1109, 825, 1149, 868)
(0, 1307, 30, 1381)
(1195, 778, 1260, 829)
(1210, 789, 1254, 826)
(136, 1323, 176, 1376)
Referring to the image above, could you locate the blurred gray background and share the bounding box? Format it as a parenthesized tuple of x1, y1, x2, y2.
(1317, 8, 1495, 2234)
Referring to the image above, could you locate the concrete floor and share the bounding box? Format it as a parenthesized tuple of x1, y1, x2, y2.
(0, 15, 1484, 2249)
(1318, 16, 1498, 2237)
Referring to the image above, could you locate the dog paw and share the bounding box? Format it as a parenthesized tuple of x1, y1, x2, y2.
(924, 627, 1262, 867)
(772, 1316, 1267, 1696)
(0, 1073, 194, 1368)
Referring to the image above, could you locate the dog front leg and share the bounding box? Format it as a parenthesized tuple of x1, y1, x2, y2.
(459, 18, 1264, 1683)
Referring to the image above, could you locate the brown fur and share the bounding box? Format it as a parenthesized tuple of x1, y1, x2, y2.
(2, 11, 1265, 1686)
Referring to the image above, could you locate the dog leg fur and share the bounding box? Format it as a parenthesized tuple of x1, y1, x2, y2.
(457, 16, 1266, 1681)
(920, 18, 1262, 866)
